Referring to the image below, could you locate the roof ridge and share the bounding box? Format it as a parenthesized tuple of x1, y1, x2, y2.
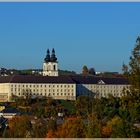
(9, 75, 15, 83)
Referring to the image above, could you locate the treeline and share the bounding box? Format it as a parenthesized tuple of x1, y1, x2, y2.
(3, 92, 140, 138)
(2, 36, 140, 138)
(46, 94, 140, 138)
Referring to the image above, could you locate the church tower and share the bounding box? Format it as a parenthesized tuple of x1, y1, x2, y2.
(43, 48, 58, 76)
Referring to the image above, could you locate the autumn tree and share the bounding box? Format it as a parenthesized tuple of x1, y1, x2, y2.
(82, 65, 88, 76)
(103, 115, 137, 138)
(6, 116, 31, 138)
(47, 120, 86, 138)
(122, 62, 129, 77)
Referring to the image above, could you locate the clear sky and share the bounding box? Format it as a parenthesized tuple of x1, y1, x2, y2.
(0, 2, 140, 73)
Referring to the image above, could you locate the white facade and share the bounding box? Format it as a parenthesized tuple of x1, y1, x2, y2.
(0, 79, 129, 102)
(77, 83, 129, 98)
(43, 62, 58, 76)
(10, 83, 76, 101)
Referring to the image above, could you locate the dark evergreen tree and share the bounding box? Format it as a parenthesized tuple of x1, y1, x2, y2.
(89, 67, 96, 75)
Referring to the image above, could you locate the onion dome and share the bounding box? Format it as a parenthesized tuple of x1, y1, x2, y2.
(50, 48, 57, 62)
(44, 49, 50, 62)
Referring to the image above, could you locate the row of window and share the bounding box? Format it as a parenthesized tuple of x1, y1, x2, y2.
(12, 92, 74, 96)
(86, 85, 126, 89)
(11, 88, 74, 92)
(95, 92, 122, 98)
(79, 88, 124, 94)
(11, 84, 74, 88)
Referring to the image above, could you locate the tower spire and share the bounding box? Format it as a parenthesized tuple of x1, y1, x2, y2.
(50, 48, 57, 62)
(44, 49, 50, 62)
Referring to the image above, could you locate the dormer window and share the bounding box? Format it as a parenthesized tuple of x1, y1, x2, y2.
(98, 80, 105, 85)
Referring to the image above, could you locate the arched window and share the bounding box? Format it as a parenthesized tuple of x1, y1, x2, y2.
(54, 65, 56, 70)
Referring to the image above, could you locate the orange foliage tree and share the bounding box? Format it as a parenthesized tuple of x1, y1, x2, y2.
(7, 115, 31, 138)
(47, 120, 86, 138)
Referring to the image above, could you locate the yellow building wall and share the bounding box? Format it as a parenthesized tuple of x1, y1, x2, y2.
(0, 83, 10, 102)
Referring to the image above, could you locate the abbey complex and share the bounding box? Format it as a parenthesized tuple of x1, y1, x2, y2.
(0, 49, 129, 102)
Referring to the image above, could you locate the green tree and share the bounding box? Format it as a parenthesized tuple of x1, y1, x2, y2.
(121, 36, 140, 125)
(88, 67, 96, 75)
(86, 114, 101, 138)
(47, 119, 57, 131)
(75, 96, 92, 118)
(122, 36, 140, 99)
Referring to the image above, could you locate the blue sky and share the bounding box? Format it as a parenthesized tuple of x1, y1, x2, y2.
(0, 2, 140, 73)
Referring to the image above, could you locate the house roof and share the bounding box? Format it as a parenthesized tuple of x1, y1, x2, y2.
(0, 108, 20, 114)
(70, 76, 129, 85)
(0, 75, 129, 85)
(0, 117, 7, 124)
(0, 75, 75, 84)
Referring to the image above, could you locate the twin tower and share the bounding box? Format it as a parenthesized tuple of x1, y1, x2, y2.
(43, 48, 58, 76)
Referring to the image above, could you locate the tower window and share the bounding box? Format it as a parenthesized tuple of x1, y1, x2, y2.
(54, 65, 56, 70)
